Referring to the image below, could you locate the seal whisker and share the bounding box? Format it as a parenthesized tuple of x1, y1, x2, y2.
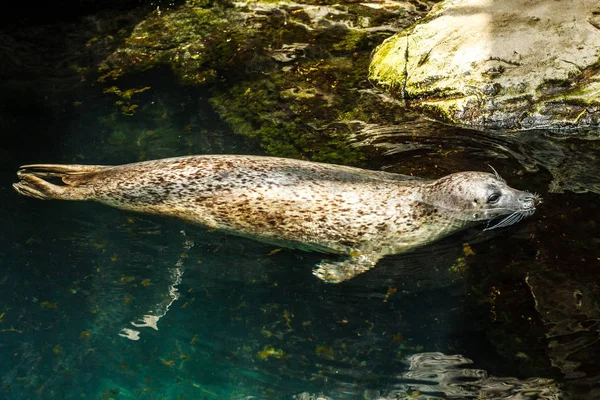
(483, 211, 528, 231)
(487, 164, 505, 182)
(496, 212, 524, 228)
(498, 213, 522, 229)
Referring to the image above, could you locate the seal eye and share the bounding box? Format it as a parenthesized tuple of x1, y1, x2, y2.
(487, 193, 501, 204)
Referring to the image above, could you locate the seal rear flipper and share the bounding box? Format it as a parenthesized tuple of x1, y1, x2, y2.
(312, 252, 381, 283)
(13, 173, 92, 201)
(13, 164, 106, 201)
(17, 164, 111, 186)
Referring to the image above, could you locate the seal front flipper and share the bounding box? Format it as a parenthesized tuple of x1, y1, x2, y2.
(312, 252, 381, 283)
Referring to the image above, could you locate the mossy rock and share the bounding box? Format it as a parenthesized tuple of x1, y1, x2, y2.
(369, 0, 600, 131)
(98, 0, 440, 164)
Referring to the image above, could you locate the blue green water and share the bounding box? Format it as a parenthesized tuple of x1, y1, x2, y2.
(1, 70, 599, 400)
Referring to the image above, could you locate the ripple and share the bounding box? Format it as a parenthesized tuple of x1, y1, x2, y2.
(295, 352, 561, 400)
(351, 120, 600, 194)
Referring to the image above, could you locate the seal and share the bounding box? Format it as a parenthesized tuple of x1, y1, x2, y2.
(13, 155, 540, 283)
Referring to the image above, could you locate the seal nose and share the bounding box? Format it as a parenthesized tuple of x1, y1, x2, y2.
(520, 193, 540, 210)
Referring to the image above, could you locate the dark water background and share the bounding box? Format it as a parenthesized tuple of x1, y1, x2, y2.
(1, 5, 600, 400)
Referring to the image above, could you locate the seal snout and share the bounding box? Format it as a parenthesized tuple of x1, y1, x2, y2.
(519, 192, 541, 211)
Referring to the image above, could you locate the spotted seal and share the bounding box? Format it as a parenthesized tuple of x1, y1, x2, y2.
(13, 155, 540, 283)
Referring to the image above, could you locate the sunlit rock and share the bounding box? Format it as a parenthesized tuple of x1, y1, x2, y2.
(369, 0, 600, 131)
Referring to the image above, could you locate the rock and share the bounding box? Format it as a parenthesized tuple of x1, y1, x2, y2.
(98, 0, 442, 165)
(369, 0, 600, 131)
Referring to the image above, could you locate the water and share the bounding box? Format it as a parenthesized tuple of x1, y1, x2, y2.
(1, 26, 599, 400)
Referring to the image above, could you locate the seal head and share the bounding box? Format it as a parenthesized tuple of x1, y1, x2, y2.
(419, 171, 540, 230)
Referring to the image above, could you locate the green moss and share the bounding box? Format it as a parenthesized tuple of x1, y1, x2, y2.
(560, 81, 600, 102)
(99, 2, 235, 85)
(369, 34, 407, 90)
(332, 29, 368, 52)
(210, 76, 367, 165)
(95, 1, 423, 165)
(206, 36, 413, 165)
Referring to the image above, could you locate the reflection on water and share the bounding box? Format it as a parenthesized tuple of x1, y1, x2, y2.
(353, 121, 600, 194)
(119, 230, 189, 340)
(297, 352, 561, 399)
(1, 70, 599, 399)
(397, 352, 560, 399)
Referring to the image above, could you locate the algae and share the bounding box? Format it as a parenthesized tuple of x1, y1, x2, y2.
(96, 0, 437, 164)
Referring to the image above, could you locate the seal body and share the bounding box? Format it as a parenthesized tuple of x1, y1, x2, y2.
(14, 155, 540, 282)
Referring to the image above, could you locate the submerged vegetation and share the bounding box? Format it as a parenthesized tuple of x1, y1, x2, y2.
(95, 0, 439, 165)
(103, 85, 151, 116)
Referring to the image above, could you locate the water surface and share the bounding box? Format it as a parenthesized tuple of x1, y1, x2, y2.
(1, 67, 598, 400)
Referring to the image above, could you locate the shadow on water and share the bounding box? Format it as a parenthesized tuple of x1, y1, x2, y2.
(1, 67, 599, 399)
(352, 120, 600, 194)
(350, 121, 600, 399)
